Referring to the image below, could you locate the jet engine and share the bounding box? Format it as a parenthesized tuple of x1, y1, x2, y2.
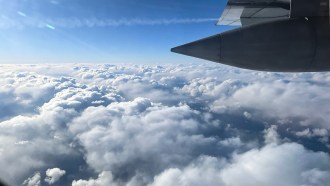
(171, 0, 330, 72)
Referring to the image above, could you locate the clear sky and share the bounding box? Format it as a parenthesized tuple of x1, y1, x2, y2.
(0, 0, 233, 64)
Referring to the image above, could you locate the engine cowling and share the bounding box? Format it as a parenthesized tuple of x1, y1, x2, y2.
(171, 0, 330, 72)
(290, 0, 329, 17)
(172, 17, 330, 72)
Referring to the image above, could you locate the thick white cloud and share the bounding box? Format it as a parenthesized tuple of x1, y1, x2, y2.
(220, 143, 330, 186)
(150, 127, 330, 186)
(72, 172, 116, 186)
(68, 98, 224, 184)
(0, 64, 329, 186)
(23, 172, 41, 186)
(45, 168, 66, 185)
(211, 78, 330, 128)
(151, 143, 330, 186)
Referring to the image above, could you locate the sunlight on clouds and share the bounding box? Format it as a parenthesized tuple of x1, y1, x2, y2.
(0, 64, 329, 186)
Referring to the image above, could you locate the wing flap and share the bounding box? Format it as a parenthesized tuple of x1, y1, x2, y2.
(217, 5, 244, 26)
(217, 0, 290, 26)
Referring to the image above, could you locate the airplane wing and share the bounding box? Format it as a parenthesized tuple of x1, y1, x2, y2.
(217, 0, 290, 26)
(172, 0, 330, 72)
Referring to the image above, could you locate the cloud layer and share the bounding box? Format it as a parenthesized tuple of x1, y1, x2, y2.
(0, 64, 329, 186)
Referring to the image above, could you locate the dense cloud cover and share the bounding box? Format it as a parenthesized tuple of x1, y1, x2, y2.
(0, 64, 329, 186)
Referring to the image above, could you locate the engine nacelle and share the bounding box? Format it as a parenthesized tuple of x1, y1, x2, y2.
(290, 0, 329, 17)
(171, 0, 330, 72)
(172, 17, 330, 72)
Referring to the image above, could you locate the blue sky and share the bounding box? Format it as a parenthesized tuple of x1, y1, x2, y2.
(0, 0, 233, 64)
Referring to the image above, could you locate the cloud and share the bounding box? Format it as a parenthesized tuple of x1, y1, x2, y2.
(68, 98, 226, 183)
(210, 78, 330, 128)
(0, 17, 218, 29)
(0, 64, 329, 186)
(72, 172, 116, 186)
(150, 142, 330, 186)
(264, 125, 281, 144)
(0, 71, 60, 121)
(23, 172, 41, 186)
(220, 143, 330, 186)
(45, 168, 66, 185)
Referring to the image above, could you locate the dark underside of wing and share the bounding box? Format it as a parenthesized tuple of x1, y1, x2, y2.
(172, 0, 330, 72)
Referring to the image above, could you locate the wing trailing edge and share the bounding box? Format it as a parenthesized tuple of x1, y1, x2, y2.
(217, 0, 290, 26)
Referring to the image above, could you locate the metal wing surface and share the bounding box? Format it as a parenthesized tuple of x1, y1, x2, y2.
(217, 0, 290, 26)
